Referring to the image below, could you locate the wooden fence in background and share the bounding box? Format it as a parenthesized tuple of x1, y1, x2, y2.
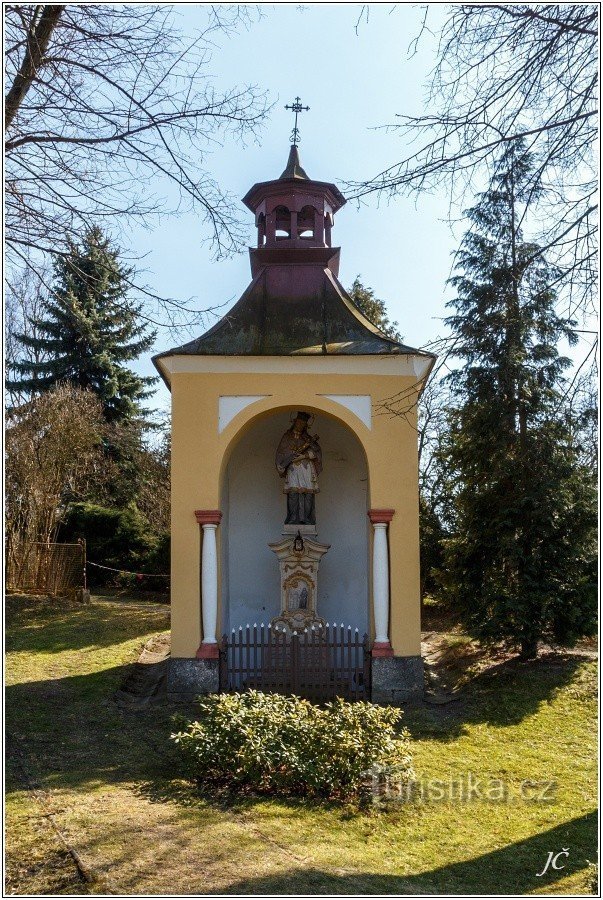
(6, 541, 85, 596)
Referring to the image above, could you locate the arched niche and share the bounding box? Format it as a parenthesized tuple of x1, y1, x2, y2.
(220, 409, 370, 634)
(274, 205, 291, 240)
(298, 204, 316, 240)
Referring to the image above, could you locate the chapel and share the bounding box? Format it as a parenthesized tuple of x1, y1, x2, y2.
(153, 137, 434, 702)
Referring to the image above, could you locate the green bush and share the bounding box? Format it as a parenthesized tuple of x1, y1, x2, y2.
(171, 690, 414, 800)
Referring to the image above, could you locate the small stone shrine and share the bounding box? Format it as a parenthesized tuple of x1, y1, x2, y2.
(269, 532, 329, 634)
(153, 104, 435, 703)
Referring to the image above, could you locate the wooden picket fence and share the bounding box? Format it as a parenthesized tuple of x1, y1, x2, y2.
(6, 541, 85, 596)
(219, 622, 371, 702)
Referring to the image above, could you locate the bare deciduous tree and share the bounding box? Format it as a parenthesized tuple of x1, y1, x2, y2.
(5, 267, 52, 405)
(5, 4, 270, 323)
(5, 385, 107, 575)
(564, 356, 599, 475)
(350, 4, 598, 317)
(135, 426, 171, 535)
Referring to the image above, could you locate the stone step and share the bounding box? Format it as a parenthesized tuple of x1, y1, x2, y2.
(113, 659, 168, 705)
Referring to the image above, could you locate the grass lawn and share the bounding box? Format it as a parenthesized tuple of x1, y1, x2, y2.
(5, 593, 597, 895)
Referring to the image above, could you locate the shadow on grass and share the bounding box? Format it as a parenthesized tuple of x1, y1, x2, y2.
(5, 594, 169, 654)
(136, 655, 596, 826)
(6, 664, 340, 823)
(5, 661, 597, 894)
(5, 664, 183, 801)
(404, 653, 594, 742)
(135, 773, 352, 819)
(219, 811, 597, 895)
(5, 651, 593, 799)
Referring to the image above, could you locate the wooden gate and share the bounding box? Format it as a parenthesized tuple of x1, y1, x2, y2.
(219, 623, 371, 702)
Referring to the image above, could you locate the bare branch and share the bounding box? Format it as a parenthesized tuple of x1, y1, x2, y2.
(349, 4, 598, 314)
(4, 4, 270, 329)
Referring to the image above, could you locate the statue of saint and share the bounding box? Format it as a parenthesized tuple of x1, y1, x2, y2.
(275, 412, 322, 526)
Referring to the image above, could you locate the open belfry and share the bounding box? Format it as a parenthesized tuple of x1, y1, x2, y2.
(153, 108, 434, 702)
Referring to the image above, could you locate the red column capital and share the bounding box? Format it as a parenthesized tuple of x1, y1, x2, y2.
(194, 509, 222, 526)
(368, 508, 395, 525)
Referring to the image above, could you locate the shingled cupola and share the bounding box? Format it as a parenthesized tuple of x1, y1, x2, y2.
(154, 142, 422, 358)
(154, 126, 435, 705)
(243, 144, 345, 259)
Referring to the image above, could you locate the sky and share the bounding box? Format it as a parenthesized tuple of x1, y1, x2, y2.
(122, 4, 470, 415)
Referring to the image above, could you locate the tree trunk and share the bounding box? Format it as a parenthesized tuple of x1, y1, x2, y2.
(5, 5, 65, 132)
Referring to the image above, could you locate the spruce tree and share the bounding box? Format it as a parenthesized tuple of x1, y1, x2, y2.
(348, 277, 402, 341)
(8, 228, 156, 422)
(441, 144, 597, 656)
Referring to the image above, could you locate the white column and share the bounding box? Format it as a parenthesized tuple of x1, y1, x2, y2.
(201, 523, 218, 645)
(372, 522, 390, 644)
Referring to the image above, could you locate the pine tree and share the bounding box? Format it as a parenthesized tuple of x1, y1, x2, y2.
(348, 277, 402, 341)
(8, 228, 156, 422)
(441, 144, 597, 656)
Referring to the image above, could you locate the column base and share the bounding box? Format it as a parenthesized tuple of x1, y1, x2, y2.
(167, 658, 219, 699)
(371, 655, 424, 704)
(196, 642, 219, 659)
(371, 641, 394, 658)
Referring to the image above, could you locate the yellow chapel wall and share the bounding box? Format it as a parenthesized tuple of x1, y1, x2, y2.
(169, 365, 424, 660)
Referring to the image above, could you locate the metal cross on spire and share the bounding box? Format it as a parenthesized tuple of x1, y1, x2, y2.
(284, 96, 310, 146)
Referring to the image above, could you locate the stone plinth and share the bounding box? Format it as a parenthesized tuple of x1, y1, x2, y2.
(167, 658, 219, 699)
(282, 523, 317, 536)
(371, 655, 424, 704)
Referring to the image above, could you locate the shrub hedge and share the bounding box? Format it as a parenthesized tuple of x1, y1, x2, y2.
(171, 690, 413, 800)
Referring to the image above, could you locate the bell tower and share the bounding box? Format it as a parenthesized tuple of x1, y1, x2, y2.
(243, 94, 345, 258)
(243, 144, 345, 254)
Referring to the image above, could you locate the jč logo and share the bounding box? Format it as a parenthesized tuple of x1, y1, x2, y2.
(535, 849, 570, 877)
